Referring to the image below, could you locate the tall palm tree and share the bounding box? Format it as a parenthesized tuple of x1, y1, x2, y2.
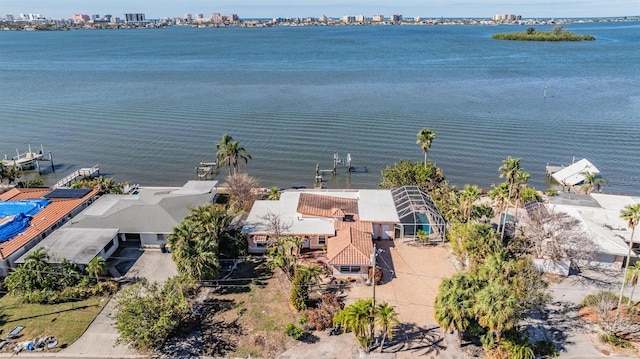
(580, 171, 609, 194)
(459, 184, 481, 222)
(489, 182, 510, 213)
(624, 262, 640, 305)
(616, 203, 640, 320)
(416, 128, 436, 167)
(86, 256, 108, 281)
(375, 302, 400, 352)
(215, 133, 234, 175)
(498, 157, 521, 238)
(226, 140, 252, 175)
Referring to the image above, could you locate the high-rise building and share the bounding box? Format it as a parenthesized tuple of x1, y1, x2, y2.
(373, 14, 384, 22)
(124, 13, 146, 23)
(390, 14, 402, 22)
(73, 14, 91, 23)
(355, 15, 365, 22)
(342, 15, 356, 23)
(228, 14, 239, 22)
(185, 13, 193, 21)
(5, 14, 15, 22)
(211, 13, 223, 23)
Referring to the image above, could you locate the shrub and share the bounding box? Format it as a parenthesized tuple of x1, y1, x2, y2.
(305, 293, 342, 330)
(583, 291, 625, 307)
(599, 334, 632, 348)
(533, 340, 559, 358)
(284, 323, 305, 340)
(112, 276, 193, 350)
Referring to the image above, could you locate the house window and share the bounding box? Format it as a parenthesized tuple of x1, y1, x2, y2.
(256, 242, 268, 248)
(103, 238, 115, 254)
(339, 266, 361, 274)
(318, 236, 326, 245)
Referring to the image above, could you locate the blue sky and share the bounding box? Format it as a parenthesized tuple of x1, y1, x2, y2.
(2, 0, 638, 19)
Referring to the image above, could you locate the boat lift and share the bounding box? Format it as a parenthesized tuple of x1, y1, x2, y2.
(1, 144, 55, 174)
(315, 152, 353, 183)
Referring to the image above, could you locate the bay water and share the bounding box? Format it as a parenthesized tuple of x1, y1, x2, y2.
(1, 23, 639, 194)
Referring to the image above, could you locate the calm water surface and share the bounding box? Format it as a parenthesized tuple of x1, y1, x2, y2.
(1, 23, 639, 194)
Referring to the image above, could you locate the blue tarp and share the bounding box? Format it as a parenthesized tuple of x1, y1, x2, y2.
(0, 199, 50, 217)
(0, 199, 50, 242)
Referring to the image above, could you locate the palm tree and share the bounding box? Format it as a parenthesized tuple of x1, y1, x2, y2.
(297, 264, 323, 288)
(473, 282, 518, 343)
(416, 128, 436, 166)
(616, 203, 640, 321)
(580, 171, 609, 194)
(215, 133, 234, 175)
(23, 248, 49, 283)
(375, 302, 400, 352)
(334, 299, 374, 351)
(267, 186, 281, 200)
(167, 219, 219, 280)
(498, 157, 521, 238)
(86, 256, 108, 281)
(459, 185, 481, 222)
(226, 140, 252, 175)
(489, 182, 510, 213)
(434, 273, 476, 346)
(624, 262, 640, 305)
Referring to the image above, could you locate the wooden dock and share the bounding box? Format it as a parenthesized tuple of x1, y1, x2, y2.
(196, 160, 218, 180)
(54, 164, 100, 188)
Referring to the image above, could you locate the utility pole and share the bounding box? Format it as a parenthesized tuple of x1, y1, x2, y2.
(369, 243, 377, 351)
(371, 243, 378, 309)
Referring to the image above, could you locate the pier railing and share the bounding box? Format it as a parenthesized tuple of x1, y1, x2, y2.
(54, 164, 100, 188)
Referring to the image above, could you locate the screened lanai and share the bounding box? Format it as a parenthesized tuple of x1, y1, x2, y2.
(391, 186, 446, 242)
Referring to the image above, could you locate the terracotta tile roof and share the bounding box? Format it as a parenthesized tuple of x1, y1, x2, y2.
(297, 193, 359, 219)
(0, 188, 51, 201)
(327, 227, 373, 266)
(334, 220, 373, 234)
(0, 188, 99, 260)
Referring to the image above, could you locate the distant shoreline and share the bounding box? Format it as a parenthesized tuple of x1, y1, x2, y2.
(1, 16, 638, 31)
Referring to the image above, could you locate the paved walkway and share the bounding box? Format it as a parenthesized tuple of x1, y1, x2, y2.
(61, 250, 177, 358)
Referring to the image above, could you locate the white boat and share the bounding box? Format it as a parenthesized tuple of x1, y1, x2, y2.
(1, 145, 46, 170)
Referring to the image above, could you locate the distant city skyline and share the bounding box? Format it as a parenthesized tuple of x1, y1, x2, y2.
(1, 0, 638, 19)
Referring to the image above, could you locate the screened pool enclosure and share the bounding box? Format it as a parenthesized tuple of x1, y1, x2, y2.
(391, 186, 446, 242)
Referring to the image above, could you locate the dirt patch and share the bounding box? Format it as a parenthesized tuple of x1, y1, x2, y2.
(578, 306, 598, 322)
(199, 259, 299, 358)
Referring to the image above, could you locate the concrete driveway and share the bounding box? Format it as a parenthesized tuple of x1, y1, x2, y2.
(62, 250, 177, 358)
(345, 240, 458, 357)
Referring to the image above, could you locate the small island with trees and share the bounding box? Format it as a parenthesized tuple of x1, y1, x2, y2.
(492, 25, 596, 41)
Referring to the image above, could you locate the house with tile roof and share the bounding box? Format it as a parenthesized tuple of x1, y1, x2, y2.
(242, 189, 400, 275)
(0, 187, 99, 276)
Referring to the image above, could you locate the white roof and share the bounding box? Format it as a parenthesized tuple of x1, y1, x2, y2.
(16, 228, 119, 265)
(357, 190, 400, 223)
(549, 203, 634, 257)
(242, 189, 398, 236)
(551, 158, 599, 186)
(171, 180, 218, 195)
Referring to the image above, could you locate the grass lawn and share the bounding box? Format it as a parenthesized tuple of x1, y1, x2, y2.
(200, 259, 299, 358)
(0, 294, 109, 349)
